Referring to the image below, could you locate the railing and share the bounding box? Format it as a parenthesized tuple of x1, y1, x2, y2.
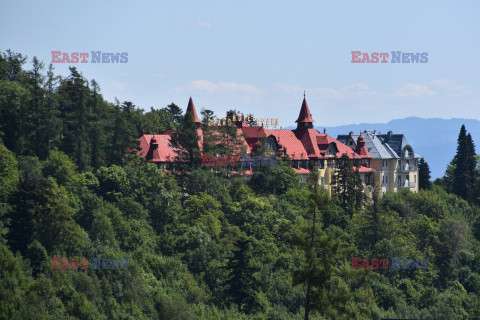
(398, 181, 415, 188)
(398, 163, 416, 172)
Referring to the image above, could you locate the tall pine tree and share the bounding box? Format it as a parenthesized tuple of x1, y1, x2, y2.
(418, 158, 432, 190)
(171, 108, 201, 170)
(333, 155, 365, 216)
(58, 67, 90, 170)
(452, 125, 477, 200)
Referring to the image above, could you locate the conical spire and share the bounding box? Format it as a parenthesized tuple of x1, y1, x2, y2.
(295, 94, 314, 128)
(355, 134, 370, 158)
(186, 97, 201, 123)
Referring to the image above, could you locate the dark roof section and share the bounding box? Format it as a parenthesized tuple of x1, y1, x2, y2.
(337, 130, 421, 159)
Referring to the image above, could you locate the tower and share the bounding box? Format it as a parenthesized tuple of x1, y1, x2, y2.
(186, 97, 201, 124)
(295, 93, 315, 129)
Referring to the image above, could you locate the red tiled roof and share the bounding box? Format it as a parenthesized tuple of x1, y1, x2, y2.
(356, 166, 375, 173)
(293, 168, 310, 174)
(242, 126, 267, 138)
(230, 169, 254, 176)
(295, 97, 315, 123)
(138, 134, 177, 162)
(295, 129, 370, 160)
(137, 97, 372, 173)
(264, 129, 309, 160)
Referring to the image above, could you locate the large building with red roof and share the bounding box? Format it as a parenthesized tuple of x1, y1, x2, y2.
(137, 96, 375, 195)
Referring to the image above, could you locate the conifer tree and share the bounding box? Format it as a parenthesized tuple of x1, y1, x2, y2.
(108, 100, 140, 165)
(167, 102, 183, 126)
(294, 170, 360, 319)
(418, 158, 432, 190)
(223, 237, 259, 313)
(43, 64, 60, 159)
(200, 108, 217, 157)
(452, 125, 477, 199)
(171, 109, 201, 170)
(28, 57, 45, 157)
(58, 67, 90, 170)
(88, 80, 107, 169)
(334, 155, 364, 216)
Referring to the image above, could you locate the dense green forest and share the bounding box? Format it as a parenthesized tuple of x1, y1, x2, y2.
(1, 50, 480, 319)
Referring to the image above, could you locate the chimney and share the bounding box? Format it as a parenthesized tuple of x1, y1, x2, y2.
(150, 136, 158, 149)
(387, 131, 393, 139)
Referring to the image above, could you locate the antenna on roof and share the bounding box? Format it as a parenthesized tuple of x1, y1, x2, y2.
(304, 90, 306, 99)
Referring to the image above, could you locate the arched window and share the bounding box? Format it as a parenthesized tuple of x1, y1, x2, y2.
(327, 143, 337, 155)
(402, 146, 413, 159)
(266, 138, 276, 151)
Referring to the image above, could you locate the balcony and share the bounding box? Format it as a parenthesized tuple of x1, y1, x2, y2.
(403, 150, 413, 159)
(399, 164, 415, 172)
(398, 181, 415, 188)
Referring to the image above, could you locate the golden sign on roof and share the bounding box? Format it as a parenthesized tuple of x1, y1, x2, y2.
(207, 113, 279, 128)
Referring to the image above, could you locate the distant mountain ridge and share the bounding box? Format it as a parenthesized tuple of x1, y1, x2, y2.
(286, 117, 480, 179)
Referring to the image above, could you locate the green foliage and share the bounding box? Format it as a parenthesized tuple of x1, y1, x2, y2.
(2, 49, 480, 319)
(249, 160, 301, 195)
(223, 237, 260, 313)
(332, 154, 365, 216)
(0, 141, 18, 202)
(171, 110, 201, 170)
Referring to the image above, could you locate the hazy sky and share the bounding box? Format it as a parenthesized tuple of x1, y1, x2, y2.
(1, 0, 479, 127)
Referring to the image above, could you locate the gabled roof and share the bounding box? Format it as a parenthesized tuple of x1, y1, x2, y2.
(264, 129, 309, 160)
(295, 97, 315, 123)
(138, 134, 177, 162)
(186, 97, 201, 123)
(377, 133, 409, 157)
(337, 131, 420, 159)
(292, 128, 367, 159)
(315, 132, 365, 159)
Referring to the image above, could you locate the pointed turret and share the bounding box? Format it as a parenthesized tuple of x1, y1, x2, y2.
(295, 94, 314, 129)
(186, 97, 201, 123)
(355, 135, 370, 158)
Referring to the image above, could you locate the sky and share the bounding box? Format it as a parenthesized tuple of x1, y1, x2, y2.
(1, 0, 479, 128)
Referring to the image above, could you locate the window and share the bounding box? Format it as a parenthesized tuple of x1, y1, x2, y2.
(266, 138, 276, 151)
(327, 143, 336, 155)
(398, 175, 402, 186)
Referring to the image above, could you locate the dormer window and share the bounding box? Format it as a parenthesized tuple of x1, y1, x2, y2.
(402, 146, 413, 159)
(266, 138, 276, 151)
(327, 143, 337, 156)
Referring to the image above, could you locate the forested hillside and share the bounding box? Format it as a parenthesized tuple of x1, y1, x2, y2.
(1, 50, 480, 319)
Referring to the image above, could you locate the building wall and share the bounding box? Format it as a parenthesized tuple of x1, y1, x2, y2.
(372, 158, 419, 195)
